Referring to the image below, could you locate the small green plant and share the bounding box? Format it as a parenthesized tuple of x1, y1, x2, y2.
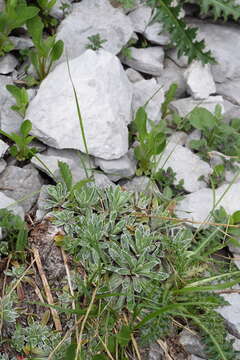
(0, 119, 37, 161)
(26, 15, 64, 80)
(6, 84, 29, 117)
(0, 0, 39, 56)
(59, 1, 71, 17)
(0, 209, 28, 260)
(35, 0, 58, 28)
(187, 106, 240, 160)
(132, 106, 166, 176)
(153, 166, 185, 199)
(86, 33, 107, 51)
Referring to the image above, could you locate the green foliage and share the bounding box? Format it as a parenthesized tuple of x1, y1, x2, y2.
(41, 170, 240, 359)
(153, 166, 185, 200)
(0, 0, 39, 56)
(26, 15, 64, 80)
(35, 0, 58, 28)
(187, 106, 240, 160)
(148, 0, 215, 64)
(86, 33, 107, 51)
(0, 209, 28, 260)
(133, 107, 166, 176)
(0, 119, 37, 161)
(117, 0, 136, 8)
(196, 0, 240, 21)
(6, 84, 29, 117)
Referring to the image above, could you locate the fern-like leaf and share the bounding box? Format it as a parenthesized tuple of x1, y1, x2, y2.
(148, 0, 216, 64)
(196, 0, 240, 21)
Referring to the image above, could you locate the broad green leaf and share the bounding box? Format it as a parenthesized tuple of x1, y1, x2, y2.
(27, 15, 44, 48)
(161, 83, 177, 118)
(58, 161, 73, 191)
(188, 107, 217, 130)
(50, 39, 64, 62)
(134, 107, 148, 142)
(20, 119, 32, 137)
(116, 325, 132, 347)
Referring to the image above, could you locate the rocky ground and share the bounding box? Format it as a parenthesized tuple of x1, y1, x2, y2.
(1, 0, 240, 359)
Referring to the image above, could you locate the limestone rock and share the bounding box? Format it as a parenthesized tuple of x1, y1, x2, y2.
(121, 47, 164, 76)
(0, 160, 7, 174)
(50, 0, 73, 19)
(8, 36, 33, 50)
(0, 75, 22, 133)
(156, 142, 212, 193)
(26, 50, 133, 160)
(157, 58, 186, 98)
(0, 166, 43, 212)
(56, 0, 133, 63)
(179, 330, 206, 358)
(93, 173, 116, 188)
(0, 140, 8, 158)
(132, 78, 164, 122)
(217, 289, 240, 338)
(0, 192, 24, 219)
(128, 5, 152, 33)
(125, 68, 143, 83)
(35, 185, 50, 222)
(31, 148, 95, 183)
(170, 96, 224, 118)
(184, 61, 216, 99)
(216, 78, 240, 106)
(175, 182, 240, 227)
(144, 22, 170, 45)
(0, 54, 18, 74)
(120, 176, 159, 194)
(95, 150, 136, 181)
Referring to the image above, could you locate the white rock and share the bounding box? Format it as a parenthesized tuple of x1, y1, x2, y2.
(144, 22, 170, 45)
(26, 50, 133, 160)
(184, 61, 216, 99)
(156, 142, 212, 193)
(125, 68, 143, 83)
(167, 48, 188, 68)
(223, 100, 240, 124)
(186, 129, 201, 149)
(8, 36, 33, 50)
(120, 176, 159, 194)
(0, 159, 7, 174)
(0, 75, 22, 133)
(0, 192, 24, 219)
(0, 140, 8, 158)
(50, 0, 73, 19)
(128, 5, 152, 33)
(170, 96, 224, 118)
(93, 173, 116, 188)
(175, 182, 240, 227)
(56, 0, 133, 64)
(31, 148, 95, 183)
(157, 59, 186, 98)
(169, 131, 188, 146)
(132, 78, 164, 122)
(217, 290, 240, 338)
(179, 329, 206, 358)
(121, 47, 164, 76)
(216, 78, 240, 106)
(35, 185, 50, 222)
(189, 19, 240, 83)
(0, 54, 18, 74)
(95, 150, 136, 181)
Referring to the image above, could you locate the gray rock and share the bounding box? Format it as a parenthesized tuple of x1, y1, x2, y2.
(157, 58, 186, 98)
(56, 0, 133, 63)
(170, 96, 224, 117)
(144, 22, 170, 45)
(121, 47, 164, 76)
(217, 289, 240, 338)
(0, 140, 8, 158)
(169, 131, 188, 146)
(0, 75, 22, 133)
(125, 68, 143, 83)
(184, 61, 216, 99)
(186, 129, 201, 149)
(31, 148, 94, 183)
(0, 192, 24, 219)
(95, 150, 136, 181)
(26, 50, 133, 160)
(128, 5, 152, 33)
(93, 173, 116, 188)
(167, 48, 188, 68)
(50, 0, 73, 19)
(189, 356, 206, 360)
(156, 142, 212, 193)
(175, 182, 240, 227)
(216, 78, 240, 106)
(148, 342, 164, 360)
(8, 36, 33, 50)
(227, 333, 240, 353)
(0, 159, 7, 174)
(179, 329, 206, 358)
(0, 54, 18, 74)
(35, 185, 50, 222)
(223, 100, 240, 124)
(120, 176, 158, 194)
(0, 166, 43, 212)
(132, 78, 165, 122)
